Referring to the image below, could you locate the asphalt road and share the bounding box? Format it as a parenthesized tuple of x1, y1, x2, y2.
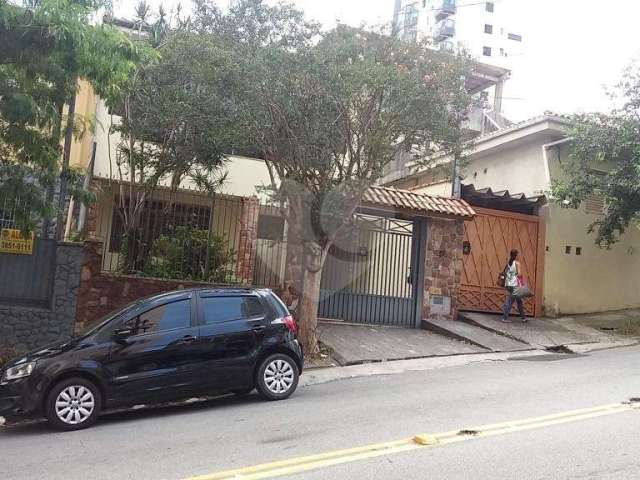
(2, 345, 640, 480)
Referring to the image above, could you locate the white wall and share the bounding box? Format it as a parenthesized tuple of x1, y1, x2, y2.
(92, 100, 272, 199)
(460, 138, 548, 196)
(542, 144, 640, 315)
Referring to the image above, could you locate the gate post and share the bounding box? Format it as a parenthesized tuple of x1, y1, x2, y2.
(411, 218, 427, 328)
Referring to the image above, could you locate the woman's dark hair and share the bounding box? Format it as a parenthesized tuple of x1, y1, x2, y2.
(508, 249, 519, 266)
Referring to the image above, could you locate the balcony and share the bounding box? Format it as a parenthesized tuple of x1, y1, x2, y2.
(435, 19, 455, 42)
(435, 0, 457, 21)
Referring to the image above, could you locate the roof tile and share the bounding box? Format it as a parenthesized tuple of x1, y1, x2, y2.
(363, 186, 475, 219)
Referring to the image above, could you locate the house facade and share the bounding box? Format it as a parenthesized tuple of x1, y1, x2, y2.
(386, 114, 640, 316)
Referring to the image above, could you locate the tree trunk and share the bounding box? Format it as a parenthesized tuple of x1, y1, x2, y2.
(298, 265, 322, 356)
(56, 89, 77, 241)
(296, 241, 328, 356)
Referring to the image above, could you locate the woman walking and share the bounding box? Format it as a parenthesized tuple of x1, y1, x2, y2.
(502, 249, 527, 322)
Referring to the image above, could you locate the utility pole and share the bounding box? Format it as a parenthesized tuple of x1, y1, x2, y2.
(451, 153, 461, 198)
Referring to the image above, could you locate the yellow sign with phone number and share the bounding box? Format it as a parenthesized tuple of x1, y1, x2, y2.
(0, 228, 35, 255)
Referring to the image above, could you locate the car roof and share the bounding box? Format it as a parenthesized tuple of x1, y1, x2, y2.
(145, 287, 272, 301)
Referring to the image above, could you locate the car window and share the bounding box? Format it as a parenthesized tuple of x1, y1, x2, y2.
(269, 293, 290, 317)
(201, 296, 264, 325)
(130, 299, 191, 335)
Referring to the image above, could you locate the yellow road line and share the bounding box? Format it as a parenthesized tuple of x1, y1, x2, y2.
(185, 401, 639, 480)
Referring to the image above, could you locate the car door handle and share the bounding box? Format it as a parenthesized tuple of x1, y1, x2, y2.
(177, 335, 198, 345)
(251, 326, 266, 332)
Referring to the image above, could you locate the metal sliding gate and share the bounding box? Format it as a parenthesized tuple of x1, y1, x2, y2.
(318, 214, 420, 328)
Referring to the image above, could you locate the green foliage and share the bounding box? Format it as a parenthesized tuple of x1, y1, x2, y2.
(113, 29, 238, 188)
(218, 2, 472, 249)
(111, 8, 241, 273)
(142, 226, 236, 283)
(0, 0, 145, 233)
(552, 63, 640, 247)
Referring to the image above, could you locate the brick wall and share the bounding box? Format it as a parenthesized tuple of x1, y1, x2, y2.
(423, 218, 464, 321)
(75, 240, 214, 332)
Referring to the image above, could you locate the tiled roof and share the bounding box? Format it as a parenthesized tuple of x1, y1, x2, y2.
(363, 186, 475, 219)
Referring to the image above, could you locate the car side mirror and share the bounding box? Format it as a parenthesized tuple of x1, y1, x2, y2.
(113, 327, 134, 342)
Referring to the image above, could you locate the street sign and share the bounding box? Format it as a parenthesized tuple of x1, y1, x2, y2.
(0, 228, 35, 255)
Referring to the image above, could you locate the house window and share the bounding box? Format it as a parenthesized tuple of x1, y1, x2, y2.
(486, 2, 494, 12)
(565, 246, 572, 255)
(508, 33, 523, 42)
(483, 46, 492, 56)
(484, 24, 493, 34)
(500, 47, 505, 56)
(257, 214, 285, 241)
(576, 247, 582, 256)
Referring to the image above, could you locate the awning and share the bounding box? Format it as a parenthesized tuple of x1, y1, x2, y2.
(461, 184, 546, 215)
(363, 186, 475, 219)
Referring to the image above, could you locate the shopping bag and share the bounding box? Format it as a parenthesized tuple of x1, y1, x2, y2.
(514, 284, 533, 299)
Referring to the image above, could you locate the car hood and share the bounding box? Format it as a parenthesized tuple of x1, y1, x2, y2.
(4, 338, 80, 368)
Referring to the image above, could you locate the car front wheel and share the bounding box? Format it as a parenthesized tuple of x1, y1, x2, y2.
(256, 354, 299, 401)
(45, 377, 102, 431)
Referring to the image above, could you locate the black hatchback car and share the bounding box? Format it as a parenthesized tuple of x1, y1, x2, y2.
(0, 288, 303, 431)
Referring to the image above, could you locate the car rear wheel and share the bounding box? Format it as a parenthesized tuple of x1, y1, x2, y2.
(45, 378, 102, 431)
(256, 354, 299, 401)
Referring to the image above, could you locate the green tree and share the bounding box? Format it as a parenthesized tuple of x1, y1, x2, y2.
(210, 0, 472, 352)
(0, 0, 143, 235)
(553, 63, 640, 247)
(109, 5, 241, 272)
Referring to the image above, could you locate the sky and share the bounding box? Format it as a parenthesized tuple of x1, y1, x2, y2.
(113, 0, 640, 122)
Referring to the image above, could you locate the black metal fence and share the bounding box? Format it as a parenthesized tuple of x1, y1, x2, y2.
(0, 238, 57, 307)
(95, 185, 287, 288)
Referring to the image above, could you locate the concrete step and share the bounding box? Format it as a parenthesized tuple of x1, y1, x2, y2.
(422, 318, 531, 352)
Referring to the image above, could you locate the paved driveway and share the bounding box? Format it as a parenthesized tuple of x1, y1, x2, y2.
(318, 321, 485, 365)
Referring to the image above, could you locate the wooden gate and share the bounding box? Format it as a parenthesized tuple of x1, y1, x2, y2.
(459, 207, 545, 317)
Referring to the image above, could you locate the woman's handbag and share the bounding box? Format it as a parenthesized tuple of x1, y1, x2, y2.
(497, 266, 507, 287)
(514, 277, 534, 298)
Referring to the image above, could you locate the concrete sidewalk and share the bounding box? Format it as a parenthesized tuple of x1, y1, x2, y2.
(423, 317, 530, 352)
(318, 322, 485, 366)
(458, 312, 638, 351)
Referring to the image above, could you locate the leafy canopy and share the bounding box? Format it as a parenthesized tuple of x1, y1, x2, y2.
(230, 16, 471, 250)
(553, 63, 640, 247)
(0, 0, 144, 232)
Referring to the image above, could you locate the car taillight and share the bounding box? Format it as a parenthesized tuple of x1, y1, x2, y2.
(283, 315, 297, 334)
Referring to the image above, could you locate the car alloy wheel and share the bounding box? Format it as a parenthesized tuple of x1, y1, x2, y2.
(256, 354, 299, 401)
(46, 377, 102, 431)
(263, 359, 295, 394)
(55, 385, 95, 426)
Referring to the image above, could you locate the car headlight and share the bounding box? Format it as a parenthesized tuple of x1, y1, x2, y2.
(1, 361, 36, 383)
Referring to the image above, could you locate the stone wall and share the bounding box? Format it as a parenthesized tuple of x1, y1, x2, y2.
(423, 218, 465, 321)
(0, 242, 84, 354)
(75, 240, 215, 332)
